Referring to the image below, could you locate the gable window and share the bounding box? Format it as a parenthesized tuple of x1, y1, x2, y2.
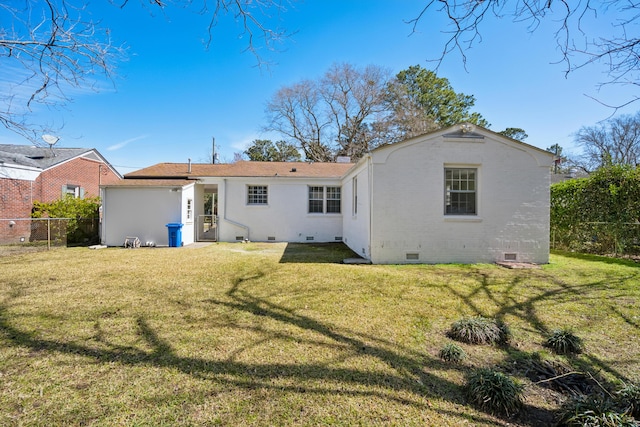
(247, 185, 268, 205)
(308, 186, 341, 214)
(445, 168, 476, 215)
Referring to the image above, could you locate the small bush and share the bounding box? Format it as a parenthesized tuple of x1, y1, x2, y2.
(617, 383, 640, 418)
(545, 329, 584, 355)
(448, 316, 510, 345)
(465, 368, 523, 416)
(557, 393, 637, 427)
(439, 343, 466, 363)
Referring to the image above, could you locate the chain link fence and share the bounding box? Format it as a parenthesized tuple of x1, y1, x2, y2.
(0, 218, 100, 250)
(551, 222, 640, 256)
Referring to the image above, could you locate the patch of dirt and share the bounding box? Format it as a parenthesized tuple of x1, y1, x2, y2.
(496, 261, 541, 269)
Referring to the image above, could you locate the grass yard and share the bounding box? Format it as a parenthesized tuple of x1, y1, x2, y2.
(0, 242, 639, 426)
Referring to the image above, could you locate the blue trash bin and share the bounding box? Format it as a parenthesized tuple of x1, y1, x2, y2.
(166, 223, 183, 247)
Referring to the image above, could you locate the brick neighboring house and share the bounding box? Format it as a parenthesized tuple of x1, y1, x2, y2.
(0, 144, 121, 244)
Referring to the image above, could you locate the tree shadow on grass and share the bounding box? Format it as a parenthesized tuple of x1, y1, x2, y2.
(438, 265, 640, 424)
(0, 280, 513, 426)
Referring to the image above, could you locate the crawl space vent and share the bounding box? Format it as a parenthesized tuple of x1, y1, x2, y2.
(306, 236, 314, 241)
(267, 236, 276, 241)
(334, 236, 343, 241)
(504, 253, 517, 261)
(235, 236, 245, 241)
(406, 253, 420, 261)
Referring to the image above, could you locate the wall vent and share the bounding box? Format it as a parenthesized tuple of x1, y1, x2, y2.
(504, 253, 517, 261)
(306, 236, 314, 241)
(267, 236, 276, 241)
(334, 236, 343, 241)
(406, 253, 420, 261)
(235, 236, 244, 241)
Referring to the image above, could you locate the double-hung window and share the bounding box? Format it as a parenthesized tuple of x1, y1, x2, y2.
(247, 185, 268, 205)
(62, 184, 84, 198)
(445, 168, 477, 215)
(326, 187, 341, 213)
(308, 186, 341, 214)
(308, 186, 324, 213)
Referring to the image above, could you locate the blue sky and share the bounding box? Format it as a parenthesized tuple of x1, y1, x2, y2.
(1, 1, 637, 174)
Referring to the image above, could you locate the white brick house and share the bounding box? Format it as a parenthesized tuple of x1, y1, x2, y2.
(101, 124, 554, 264)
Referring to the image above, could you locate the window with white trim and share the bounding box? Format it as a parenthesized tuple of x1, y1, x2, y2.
(326, 187, 341, 213)
(445, 168, 477, 215)
(308, 186, 341, 214)
(308, 186, 324, 213)
(62, 184, 84, 199)
(247, 185, 268, 205)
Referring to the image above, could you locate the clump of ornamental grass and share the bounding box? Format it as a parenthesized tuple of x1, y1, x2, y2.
(464, 368, 523, 416)
(448, 316, 510, 345)
(545, 328, 584, 355)
(557, 393, 637, 427)
(617, 383, 640, 418)
(439, 342, 466, 363)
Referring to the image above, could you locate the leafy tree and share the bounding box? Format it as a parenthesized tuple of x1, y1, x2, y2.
(244, 139, 301, 161)
(547, 143, 563, 174)
(574, 112, 640, 173)
(1, 0, 288, 142)
(382, 65, 488, 138)
(498, 128, 528, 142)
(410, 2, 640, 108)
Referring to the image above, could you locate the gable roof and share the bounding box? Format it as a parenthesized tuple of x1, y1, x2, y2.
(0, 144, 122, 177)
(365, 123, 555, 169)
(125, 161, 354, 179)
(0, 145, 91, 169)
(371, 123, 555, 157)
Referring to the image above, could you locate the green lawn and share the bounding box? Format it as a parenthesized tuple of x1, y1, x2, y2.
(0, 243, 638, 426)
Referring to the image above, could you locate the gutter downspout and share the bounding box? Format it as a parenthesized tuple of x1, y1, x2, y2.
(223, 178, 250, 240)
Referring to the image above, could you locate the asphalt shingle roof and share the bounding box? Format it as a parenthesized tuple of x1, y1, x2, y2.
(124, 161, 354, 179)
(0, 144, 93, 170)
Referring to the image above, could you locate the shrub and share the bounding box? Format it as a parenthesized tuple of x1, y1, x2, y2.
(465, 368, 523, 416)
(617, 383, 640, 418)
(439, 342, 466, 363)
(557, 393, 637, 427)
(448, 316, 510, 345)
(545, 329, 584, 355)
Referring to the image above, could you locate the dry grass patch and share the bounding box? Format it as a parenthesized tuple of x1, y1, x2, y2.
(0, 243, 638, 426)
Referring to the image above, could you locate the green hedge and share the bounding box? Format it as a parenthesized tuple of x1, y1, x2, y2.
(551, 165, 640, 255)
(31, 196, 101, 245)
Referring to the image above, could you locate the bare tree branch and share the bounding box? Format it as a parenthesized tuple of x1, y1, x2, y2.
(264, 63, 390, 162)
(1, 0, 291, 142)
(411, 1, 640, 108)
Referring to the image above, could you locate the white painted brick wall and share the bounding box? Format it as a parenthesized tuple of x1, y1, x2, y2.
(366, 131, 552, 264)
